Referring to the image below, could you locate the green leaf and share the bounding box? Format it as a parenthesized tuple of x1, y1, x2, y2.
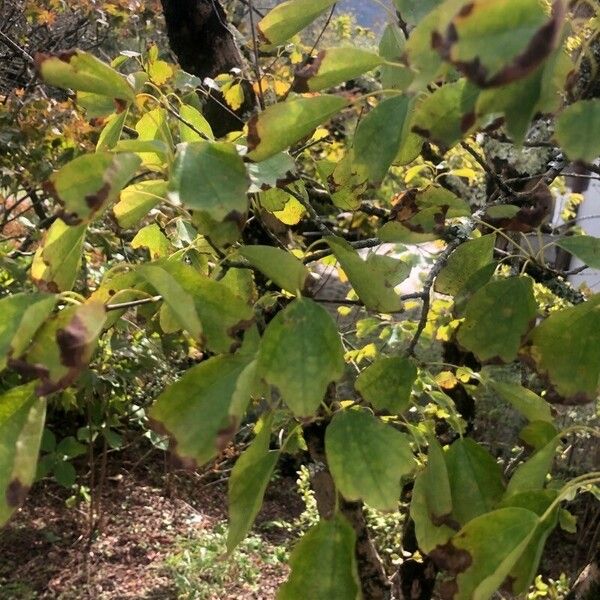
(486, 381, 553, 423)
(258, 0, 337, 46)
(159, 261, 254, 354)
(53, 460, 76, 488)
(30, 219, 86, 293)
(138, 264, 203, 339)
(278, 514, 360, 600)
(325, 409, 415, 511)
(393, 0, 443, 25)
(457, 277, 537, 362)
(557, 235, 600, 269)
(293, 48, 382, 92)
(35, 50, 135, 102)
(445, 438, 505, 525)
(326, 237, 410, 312)
(556, 99, 600, 162)
(506, 437, 559, 496)
(247, 95, 347, 162)
(475, 46, 572, 145)
(96, 109, 128, 151)
(76, 91, 117, 118)
(499, 490, 559, 594)
(149, 354, 252, 468)
(134, 108, 173, 169)
(0, 383, 46, 526)
(178, 103, 214, 141)
(435, 235, 496, 296)
(169, 142, 249, 221)
(424, 436, 453, 521)
(132, 224, 172, 259)
(248, 153, 296, 191)
(520, 421, 559, 451)
(410, 79, 480, 149)
(257, 298, 344, 417)
(431, 507, 539, 600)
(238, 246, 310, 294)
(0, 293, 56, 371)
(526, 295, 600, 402)
(404, 0, 465, 90)
(410, 470, 455, 553)
(10, 302, 107, 396)
(354, 356, 417, 414)
(434, 0, 565, 88)
(48, 152, 140, 225)
(353, 94, 411, 183)
(227, 418, 279, 551)
(113, 179, 167, 228)
(379, 24, 413, 90)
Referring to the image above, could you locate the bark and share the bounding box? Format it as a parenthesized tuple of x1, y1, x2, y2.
(159, 0, 255, 136)
(567, 546, 600, 600)
(393, 518, 437, 600)
(304, 421, 392, 600)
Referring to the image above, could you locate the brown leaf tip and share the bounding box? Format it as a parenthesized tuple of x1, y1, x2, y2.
(6, 479, 29, 508)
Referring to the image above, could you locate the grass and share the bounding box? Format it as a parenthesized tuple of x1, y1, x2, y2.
(163, 522, 287, 600)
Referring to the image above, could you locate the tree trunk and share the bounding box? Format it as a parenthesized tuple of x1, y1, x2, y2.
(304, 421, 392, 600)
(159, 0, 255, 136)
(393, 518, 437, 600)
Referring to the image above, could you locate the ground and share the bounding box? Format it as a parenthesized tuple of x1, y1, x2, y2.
(0, 444, 596, 600)
(0, 449, 304, 600)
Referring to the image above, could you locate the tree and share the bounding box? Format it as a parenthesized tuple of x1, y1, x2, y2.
(1, 1, 600, 599)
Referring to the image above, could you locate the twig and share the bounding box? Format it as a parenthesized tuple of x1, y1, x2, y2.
(285, 185, 335, 236)
(405, 236, 463, 356)
(247, 0, 265, 110)
(461, 141, 516, 197)
(105, 295, 162, 311)
(303, 237, 382, 264)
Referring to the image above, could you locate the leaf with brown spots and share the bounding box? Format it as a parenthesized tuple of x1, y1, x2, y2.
(410, 79, 480, 150)
(523, 295, 600, 403)
(431, 507, 539, 600)
(0, 383, 46, 526)
(149, 354, 255, 469)
(9, 302, 107, 396)
(0, 293, 56, 371)
(30, 219, 87, 293)
(246, 95, 347, 162)
(292, 48, 382, 93)
(35, 49, 135, 102)
(146, 261, 254, 354)
(48, 152, 140, 225)
(380, 186, 469, 244)
(433, 0, 565, 88)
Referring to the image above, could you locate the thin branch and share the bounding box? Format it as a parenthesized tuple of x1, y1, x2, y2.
(247, 0, 265, 110)
(0, 30, 34, 64)
(303, 237, 382, 264)
(461, 141, 516, 197)
(105, 295, 162, 312)
(285, 185, 335, 236)
(405, 236, 463, 356)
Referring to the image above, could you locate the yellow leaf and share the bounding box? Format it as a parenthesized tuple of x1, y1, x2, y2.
(224, 83, 245, 111)
(290, 50, 303, 65)
(148, 60, 173, 85)
(273, 197, 306, 225)
(435, 371, 458, 390)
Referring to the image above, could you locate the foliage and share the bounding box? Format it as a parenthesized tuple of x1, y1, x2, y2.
(1, 0, 600, 599)
(164, 522, 287, 600)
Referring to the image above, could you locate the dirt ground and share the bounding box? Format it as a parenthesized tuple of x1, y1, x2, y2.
(0, 444, 597, 600)
(0, 449, 304, 600)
